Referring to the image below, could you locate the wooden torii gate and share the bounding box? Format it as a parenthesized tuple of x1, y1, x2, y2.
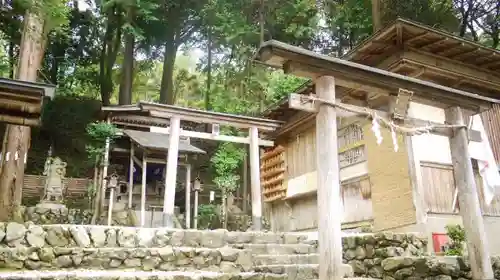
(102, 102, 283, 230)
(254, 40, 499, 280)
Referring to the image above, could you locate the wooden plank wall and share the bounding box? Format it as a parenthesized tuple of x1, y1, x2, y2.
(23, 174, 90, 202)
(481, 104, 500, 165)
(342, 176, 373, 223)
(284, 126, 316, 179)
(420, 161, 500, 216)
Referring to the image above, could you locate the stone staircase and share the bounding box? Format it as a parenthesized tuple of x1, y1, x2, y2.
(0, 223, 356, 280)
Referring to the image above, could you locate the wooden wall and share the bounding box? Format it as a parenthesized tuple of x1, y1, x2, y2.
(284, 126, 316, 179)
(421, 161, 500, 216)
(266, 119, 374, 231)
(22, 174, 90, 205)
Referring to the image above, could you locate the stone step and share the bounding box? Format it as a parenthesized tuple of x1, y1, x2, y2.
(254, 264, 354, 280)
(0, 270, 287, 279)
(1, 224, 312, 249)
(253, 254, 318, 266)
(232, 244, 317, 255)
(0, 246, 252, 272)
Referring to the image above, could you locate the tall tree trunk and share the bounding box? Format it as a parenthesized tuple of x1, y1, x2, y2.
(259, 0, 265, 44)
(159, 38, 178, 105)
(118, 6, 135, 105)
(205, 27, 212, 111)
(118, 33, 135, 105)
(0, 12, 46, 221)
(371, 0, 382, 32)
(100, 7, 122, 106)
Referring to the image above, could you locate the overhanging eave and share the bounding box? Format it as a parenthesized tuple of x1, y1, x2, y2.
(255, 40, 500, 112)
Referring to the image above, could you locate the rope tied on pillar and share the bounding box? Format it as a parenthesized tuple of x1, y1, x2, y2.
(305, 94, 467, 136)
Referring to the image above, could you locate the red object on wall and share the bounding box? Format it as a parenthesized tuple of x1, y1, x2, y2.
(432, 233, 450, 253)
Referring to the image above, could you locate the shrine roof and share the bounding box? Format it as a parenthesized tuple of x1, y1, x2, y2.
(0, 78, 56, 126)
(123, 129, 206, 154)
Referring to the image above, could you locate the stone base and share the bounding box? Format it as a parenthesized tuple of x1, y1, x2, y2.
(35, 202, 67, 210)
(24, 205, 91, 225)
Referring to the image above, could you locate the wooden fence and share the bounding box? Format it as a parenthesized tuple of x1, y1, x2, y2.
(23, 174, 91, 203)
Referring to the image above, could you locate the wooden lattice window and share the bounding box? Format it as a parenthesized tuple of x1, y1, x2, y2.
(338, 124, 365, 168)
(338, 124, 363, 149)
(261, 146, 286, 202)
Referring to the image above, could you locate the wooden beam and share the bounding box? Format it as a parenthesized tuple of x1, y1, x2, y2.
(140, 102, 283, 131)
(405, 32, 429, 44)
(445, 106, 494, 280)
(402, 49, 500, 89)
(315, 76, 343, 280)
(162, 116, 181, 227)
(449, 48, 480, 60)
(163, 127, 275, 147)
(284, 61, 389, 97)
(418, 38, 448, 50)
(0, 114, 40, 126)
(249, 126, 263, 230)
(482, 60, 500, 69)
(288, 93, 482, 142)
(256, 41, 498, 111)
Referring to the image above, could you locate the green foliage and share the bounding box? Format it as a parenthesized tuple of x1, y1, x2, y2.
(85, 121, 119, 163)
(445, 224, 466, 256)
(197, 203, 219, 229)
(19, 0, 71, 33)
(210, 142, 246, 193)
(26, 96, 102, 177)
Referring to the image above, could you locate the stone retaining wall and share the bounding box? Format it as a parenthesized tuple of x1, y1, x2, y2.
(379, 256, 500, 280)
(23, 206, 92, 225)
(342, 232, 428, 278)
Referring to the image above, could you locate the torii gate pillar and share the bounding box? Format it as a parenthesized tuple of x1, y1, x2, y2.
(315, 75, 343, 280)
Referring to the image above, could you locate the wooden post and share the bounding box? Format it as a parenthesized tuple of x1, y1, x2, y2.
(140, 153, 147, 227)
(128, 142, 134, 209)
(185, 164, 192, 229)
(315, 76, 343, 280)
(163, 116, 181, 227)
(446, 106, 494, 280)
(100, 118, 111, 216)
(107, 187, 114, 226)
(249, 126, 262, 230)
(193, 189, 199, 229)
(242, 151, 249, 213)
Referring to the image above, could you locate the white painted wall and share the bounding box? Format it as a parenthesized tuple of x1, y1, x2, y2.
(286, 161, 368, 197)
(408, 102, 451, 164)
(407, 102, 500, 255)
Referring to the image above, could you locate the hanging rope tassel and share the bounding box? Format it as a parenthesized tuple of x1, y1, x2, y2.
(391, 125, 399, 152)
(371, 116, 383, 145)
